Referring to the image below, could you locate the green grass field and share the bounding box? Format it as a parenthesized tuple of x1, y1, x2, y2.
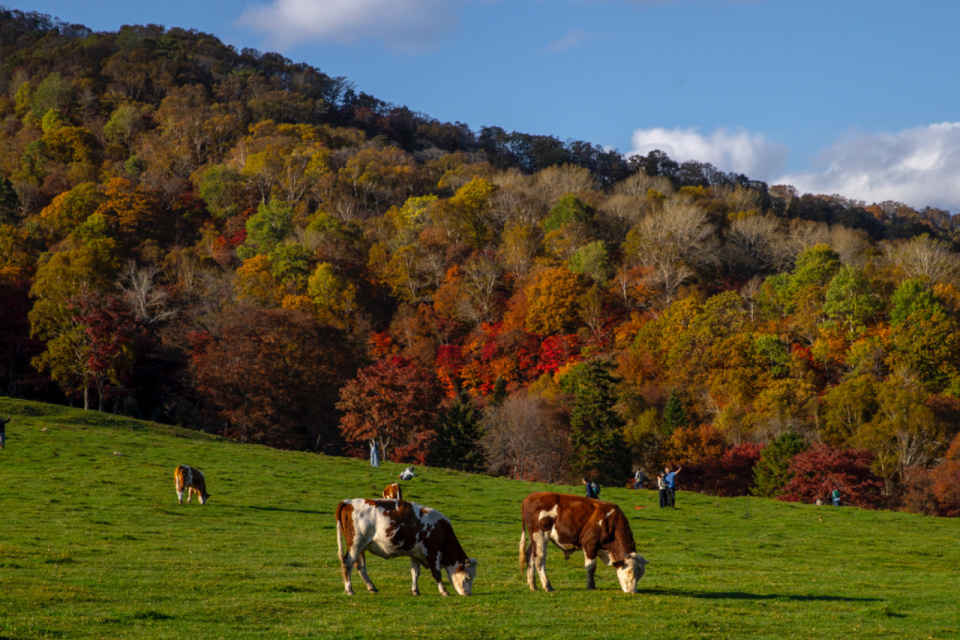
(1, 397, 958, 639)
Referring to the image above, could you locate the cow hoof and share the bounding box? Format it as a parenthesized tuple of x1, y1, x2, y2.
(367, 587, 378, 594)
(545, 587, 555, 593)
(345, 589, 355, 596)
(412, 590, 420, 596)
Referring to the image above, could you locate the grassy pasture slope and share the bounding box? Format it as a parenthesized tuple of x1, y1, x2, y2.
(1, 397, 958, 639)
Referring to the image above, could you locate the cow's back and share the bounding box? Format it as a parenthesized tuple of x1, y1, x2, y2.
(523, 492, 604, 537)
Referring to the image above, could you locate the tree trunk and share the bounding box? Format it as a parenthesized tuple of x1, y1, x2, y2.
(84, 386, 90, 410)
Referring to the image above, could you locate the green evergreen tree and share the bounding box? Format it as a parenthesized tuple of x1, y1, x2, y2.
(661, 389, 687, 437)
(490, 377, 508, 407)
(0, 177, 20, 225)
(428, 396, 485, 472)
(570, 360, 630, 485)
(752, 430, 808, 497)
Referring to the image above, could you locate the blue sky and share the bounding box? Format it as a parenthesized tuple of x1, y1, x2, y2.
(9, 0, 960, 211)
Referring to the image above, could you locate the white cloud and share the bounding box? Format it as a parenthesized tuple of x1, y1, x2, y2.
(547, 30, 594, 53)
(627, 126, 789, 181)
(777, 123, 960, 212)
(236, 0, 461, 51)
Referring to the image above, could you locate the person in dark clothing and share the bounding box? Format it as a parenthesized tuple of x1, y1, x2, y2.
(0, 416, 8, 450)
(657, 472, 668, 508)
(582, 478, 600, 499)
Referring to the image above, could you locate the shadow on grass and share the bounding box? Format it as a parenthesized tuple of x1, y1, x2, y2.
(643, 587, 880, 603)
(242, 505, 330, 515)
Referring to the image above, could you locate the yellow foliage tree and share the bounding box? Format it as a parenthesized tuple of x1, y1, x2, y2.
(524, 266, 585, 336)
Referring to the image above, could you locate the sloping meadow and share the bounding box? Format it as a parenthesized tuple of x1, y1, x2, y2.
(1, 398, 958, 639)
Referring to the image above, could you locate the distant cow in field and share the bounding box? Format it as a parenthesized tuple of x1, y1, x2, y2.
(520, 492, 648, 593)
(382, 483, 402, 501)
(335, 499, 478, 596)
(174, 465, 209, 505)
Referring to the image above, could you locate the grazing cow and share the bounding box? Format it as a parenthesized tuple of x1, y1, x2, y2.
(174, 465, 210, 505)
(335, 499, 478, 596)
(520, 492, 648, 593)
(382, 483, 403, 501)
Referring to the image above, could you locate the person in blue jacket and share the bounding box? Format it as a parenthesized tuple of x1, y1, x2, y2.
(664, 466, 682, 508)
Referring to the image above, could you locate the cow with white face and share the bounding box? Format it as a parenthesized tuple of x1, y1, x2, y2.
(335, 499, 478, 596)
(520, 492, 648, 593)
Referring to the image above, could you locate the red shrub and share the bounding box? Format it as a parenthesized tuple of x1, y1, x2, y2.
(685, 443, 764, 497)
(779, 445, 884, 509)
(931, 432, 960, 517)
(897, 466, 939, 516)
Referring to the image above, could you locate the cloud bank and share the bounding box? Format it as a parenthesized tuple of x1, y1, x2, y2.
(777, 123, 960, 212)
(236, 0, 460, 50)
(627, 126, 789, 182)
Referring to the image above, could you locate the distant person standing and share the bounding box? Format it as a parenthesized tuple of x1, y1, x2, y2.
(831, 488, 841, 507)
(0, 416, 8, 450)
(369, 440, 380, 468)
(664, 466, 681, 508)
(399, 466, 416, 481)
(633, 469, 644, 490)
(657, 472, 668, 508)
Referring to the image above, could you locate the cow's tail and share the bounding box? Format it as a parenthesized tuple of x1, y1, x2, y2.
(335, 501, 346, 564)
(519, 519, 529, 573)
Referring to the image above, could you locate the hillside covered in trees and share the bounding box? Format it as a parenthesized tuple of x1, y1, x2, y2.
(1, 8, 959, 516)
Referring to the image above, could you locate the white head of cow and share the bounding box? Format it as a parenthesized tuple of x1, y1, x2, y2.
(616, 553, 649, 593)
(450, 558, 478, 596)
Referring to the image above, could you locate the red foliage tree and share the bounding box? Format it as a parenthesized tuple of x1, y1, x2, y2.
(779, 445, 884, 509)
(193, 305, 355, 450)
(931, 432, 960, 516)
(897, 466, 940, 516)
(435, 344, 464, 398)
(68, 285, 138, 412)
(537, 334, 580, 375)
(336, 356, 442, 464)
(685, 443, 764, 497)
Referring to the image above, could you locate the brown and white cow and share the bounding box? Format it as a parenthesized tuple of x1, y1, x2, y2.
(520, 492, 648, 593)
(335, 499, 478, 596)
(382, 483, 403, 501)
(174, 465, 209, 505)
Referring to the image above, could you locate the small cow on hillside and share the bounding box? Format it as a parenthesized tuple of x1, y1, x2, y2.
(174, 465, 210, 505)
(382, 483, 402, 501)
(520, 492, 648, 593)
(335, 499, 478, 596)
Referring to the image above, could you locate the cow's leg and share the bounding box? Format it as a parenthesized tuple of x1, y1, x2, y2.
(340, 550, 357, 595)
(524, 537, 537, 591)
(425, 556, 451, 597)
(533, 532, 554, 592)
(176, 488, 184, 504)
(584, 552, 598, 590)
(354, 550, 378, 593)
(410, 559, 422, 596)
(187, 487, 194, 503)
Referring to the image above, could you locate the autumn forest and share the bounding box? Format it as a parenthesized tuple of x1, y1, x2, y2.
(2, 9, 959, 517)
